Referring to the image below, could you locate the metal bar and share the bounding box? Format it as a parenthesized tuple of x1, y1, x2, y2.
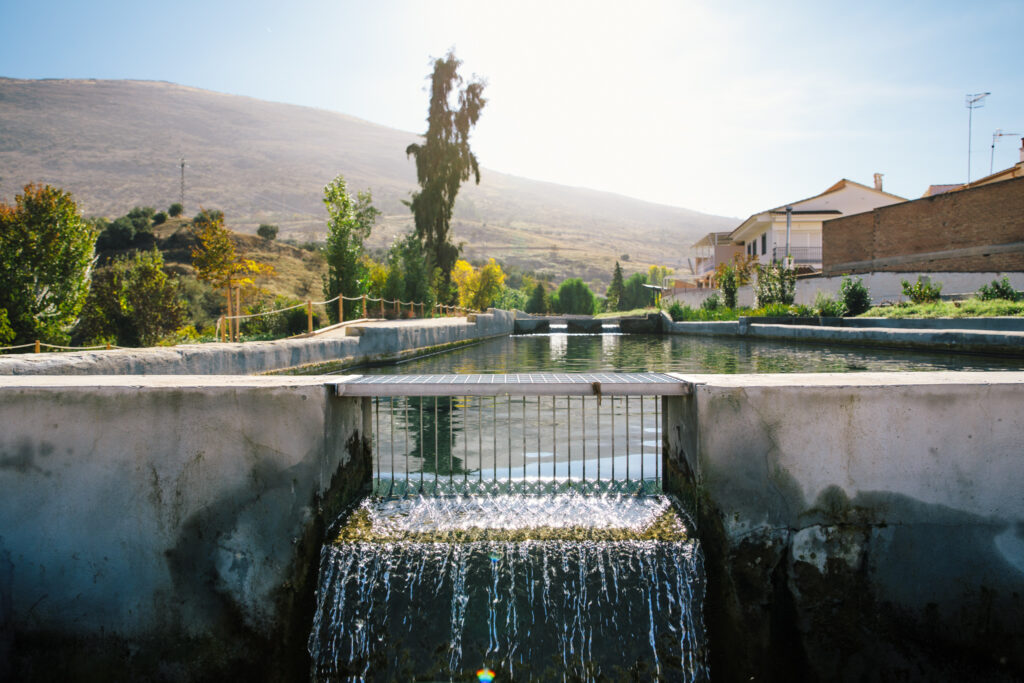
(522, 396, 526, 484)
(478, 396, 483, 483)
(389, 398, 394, 494)
(597, 394, 601, 482)
(625, 396, 631, 481)
(582, 395, 587, 483)
(507, 395, 512, 481)
(404, 398, 409, 490)
(374, 397, 380, 491)
(536, 395, 541, 484)
(567, 395, 572, 485)
(551, 395, 556, 483)
(492, 396, 497, 484)
(656, 395, 661, 489)
(464, 396, 469, 486)
(449, 396, 454, 488)
(641, 394, 645, 482)
(419, 399, 424, 493)
(611, 395, 615, 482)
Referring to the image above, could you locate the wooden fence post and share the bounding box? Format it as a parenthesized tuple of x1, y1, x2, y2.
(362, 295, 367, 319)
(34, 340, 40, 353)
(234, 288, 242, 341)
(306, 300, 314, 333)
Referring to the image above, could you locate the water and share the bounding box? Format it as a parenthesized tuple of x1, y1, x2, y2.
(309, 490, 708, 682)
(358, 332, 1024, 375)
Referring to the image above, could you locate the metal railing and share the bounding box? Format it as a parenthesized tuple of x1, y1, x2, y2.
(334, 373, 689, 496)
(772, 246, 822, 264)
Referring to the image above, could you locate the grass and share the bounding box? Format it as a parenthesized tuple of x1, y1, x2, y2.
(594, 307, 662, 319)
(862, 298, 1024, 318)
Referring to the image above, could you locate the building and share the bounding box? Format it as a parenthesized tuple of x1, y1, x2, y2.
(727, 176, 906, 272)
(691, 232, 744, 287)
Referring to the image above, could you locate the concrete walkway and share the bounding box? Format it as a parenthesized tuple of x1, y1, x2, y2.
(0, 310, 515, 376)
(667, 316, 1024, 356)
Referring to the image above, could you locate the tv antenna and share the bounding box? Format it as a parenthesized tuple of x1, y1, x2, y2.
(965, 92, 990, 184)
(990, 129, 1021, 174)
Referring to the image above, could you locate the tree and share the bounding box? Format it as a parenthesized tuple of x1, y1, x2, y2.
(607, 262, 624, 311)
(168, 203, 183, 217)
(451, 258, 505, 311)
(322, 175, 379, 323)
(718, 264, 738, 309)
(406, 49, 487, 300)
(619, 272, 653, 310)
(0, 184, 97, 344)
(76, 249, 187, 347)
(553, 278, 595, 315)
(190, 210, 273, 330)
(257, 223, 279, 241)
(754, 263, 797, 307)
(525, 283, 548, 314)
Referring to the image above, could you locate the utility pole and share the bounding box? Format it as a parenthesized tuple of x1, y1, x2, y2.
(965, 92, 990, 184)
(180, 158, 186, 211)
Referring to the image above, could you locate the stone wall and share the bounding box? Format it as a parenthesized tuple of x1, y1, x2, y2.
(0, 376, 371, 681)
(823, 176, 1024, 274)
(663, 372, 1024, 681)
(0, 309, 515, 376)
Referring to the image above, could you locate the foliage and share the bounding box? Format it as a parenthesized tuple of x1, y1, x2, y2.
(193, 208, 224, 227)
(552, 278, 595, 315)
(813, 291, 846, 318)
(322, 175, 380, 322)
(606, 261, 624, 311)
(405, 49, 487, 299)
(525, 283, 548, 314)
(190, 210, 274, 323)
(153, 211, 167, 226)
(239, 295, 320, 338)
(619, 272, 653, 311)
(717, 265, 738, 309)
(839, 276, 872, 316)
(0, 183, 97, 344)
(0, 308, 13, 346)
(257, 223, 279, 241)
(754, 262, 796, 307)
(76, 249, 187, 347)
(901, 276, 942, 304)
(452, 258, 505, 311)
(177, 275, 223, 331)
(863, 298, 1024, 318)
(667, 303, 741, 322)
(701, 292, 721, 311)
(977, 276, 1022, 302)
(168, 203, 183, 217)
(759, 302, 799, 317)
(647, 265, 673, 289)
(493, 286, 528, 311)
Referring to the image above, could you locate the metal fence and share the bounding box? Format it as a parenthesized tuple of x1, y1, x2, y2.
(333, 373, 689, 496)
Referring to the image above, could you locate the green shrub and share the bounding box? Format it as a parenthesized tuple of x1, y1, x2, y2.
(839, 276, 871, 316)
(153, 211, 167, 226)
(667, 301, 684, 321)
(901, 276, 942, 304)
(977, 276, 1022, 302)
(701, 292, 721, 311)
(257, 223, 279, 241)
(813, 291, 846, 317)
(168, 203, 183, 217)
(759, 302, 795, 317)
(754, 263, 796, 307)
(718, 265, 738, 309)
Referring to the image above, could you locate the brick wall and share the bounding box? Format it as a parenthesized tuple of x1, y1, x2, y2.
(823, 176, 1024, 274)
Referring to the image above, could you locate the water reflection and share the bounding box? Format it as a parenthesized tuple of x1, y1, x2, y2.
(369, 332, 1024, 375)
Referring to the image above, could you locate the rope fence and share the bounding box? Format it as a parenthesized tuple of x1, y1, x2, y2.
(215, 293, 474, 342)
(0, 340, 123, 354)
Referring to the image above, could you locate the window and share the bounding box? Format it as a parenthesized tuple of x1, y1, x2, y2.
(761, 233, 767, 254)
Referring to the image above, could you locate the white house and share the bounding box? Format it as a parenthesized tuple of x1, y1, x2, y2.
(728, 176, 905, 271)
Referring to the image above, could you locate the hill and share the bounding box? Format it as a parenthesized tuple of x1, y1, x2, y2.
(0, 78, 737, 288)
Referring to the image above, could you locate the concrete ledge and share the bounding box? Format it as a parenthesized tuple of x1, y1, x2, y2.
(0, 309, 515, 376)
(0, 376, 371, 680)
(663, 371, 1024, 680)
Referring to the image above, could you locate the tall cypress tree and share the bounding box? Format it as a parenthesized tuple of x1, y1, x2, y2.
(607, 261, 625, 311)
(405, 50, 486, 302)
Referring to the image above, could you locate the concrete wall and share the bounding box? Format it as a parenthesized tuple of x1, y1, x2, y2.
(823, 176, 1024, 274)
(663, 372, 1024, 681)
(0, 376, 371, 681)
(0, 309, 515, 377)
(667, 271, 1024, 308)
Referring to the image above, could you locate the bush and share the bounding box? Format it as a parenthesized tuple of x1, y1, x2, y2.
(754, 263, 796, 307)
(667, 301, 685, 321)
(839, 276, 871, 316)
(977, 276, 1022, 302)
(701, 292, 721, 311)
(619, 272, 653, 310)
(153, 211, 167, 226)
(553, 278, 595, 314)
(168, 203, 183, 217)
(718, 265, 738, 309)
(901, 276, 942, 304)
(813, 291, 846, 317)
(525, 283, 548, 313)
(257, 223, 279, 241)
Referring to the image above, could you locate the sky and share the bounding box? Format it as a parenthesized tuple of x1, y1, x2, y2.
(2, 0, 1022, 219)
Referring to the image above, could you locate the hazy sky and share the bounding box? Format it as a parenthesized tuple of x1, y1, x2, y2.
(2, 0, 1022, 218)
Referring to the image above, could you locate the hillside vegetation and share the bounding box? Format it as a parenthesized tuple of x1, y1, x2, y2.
(0, 78, 736, 288)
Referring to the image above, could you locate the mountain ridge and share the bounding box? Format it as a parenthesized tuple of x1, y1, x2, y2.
(0, 77, 737, 284)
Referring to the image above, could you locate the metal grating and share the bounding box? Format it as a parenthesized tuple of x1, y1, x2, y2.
(334, 372, 688, 397)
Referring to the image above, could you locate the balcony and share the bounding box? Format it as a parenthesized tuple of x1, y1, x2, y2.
(772, 246, 822, 264)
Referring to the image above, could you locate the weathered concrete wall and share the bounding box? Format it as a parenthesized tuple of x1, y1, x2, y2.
(0, 309, 515, 376)
(663, 372, 1024, 681)
(0, 376, 371, 681)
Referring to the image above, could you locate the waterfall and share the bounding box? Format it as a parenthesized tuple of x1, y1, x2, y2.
(309, 493, 708, 682)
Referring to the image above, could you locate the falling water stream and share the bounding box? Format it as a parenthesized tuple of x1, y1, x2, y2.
(309, 490, 708, 682)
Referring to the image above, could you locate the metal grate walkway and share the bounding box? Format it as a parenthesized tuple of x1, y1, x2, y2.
(334, 372, 688, 397)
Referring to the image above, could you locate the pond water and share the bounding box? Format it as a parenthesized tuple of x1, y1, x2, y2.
(356, 332, 1024, 375)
